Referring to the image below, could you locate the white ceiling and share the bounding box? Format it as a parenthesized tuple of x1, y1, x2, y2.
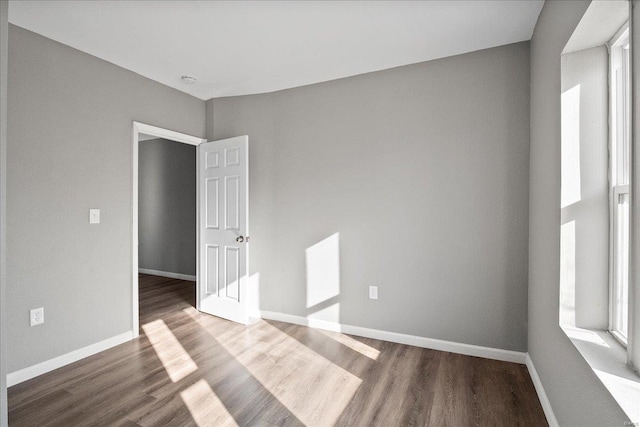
(8, 0, 544, 100)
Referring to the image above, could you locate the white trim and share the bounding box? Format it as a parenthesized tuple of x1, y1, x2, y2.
(259, 310, 527, 364)
(139, 268, 196, 282)
(525, 354, 559, 427)
(132, 125, 139, 338)
(7, 331, 133, 387)
(608, 22, 629, 50)
(609, 21, 632, 348)
(195, 142, 201, 313)
(132, 122, 205, 339)
(134, 122, 204, 146)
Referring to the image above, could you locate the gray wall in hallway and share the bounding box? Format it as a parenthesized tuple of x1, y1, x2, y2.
(138, 138, 196, 277)
(208, 41, 531, 352)
(7, 25, 205, 372)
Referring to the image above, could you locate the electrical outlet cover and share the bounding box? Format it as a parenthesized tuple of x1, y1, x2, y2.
(30, 307, 44, 326)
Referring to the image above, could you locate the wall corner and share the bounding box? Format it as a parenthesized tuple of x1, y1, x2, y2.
(205, 99, 214, 141)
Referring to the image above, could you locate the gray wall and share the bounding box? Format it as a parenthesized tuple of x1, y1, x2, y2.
(7, 25, 205, 372)
(0, 0, 7, 424)
(139, 138, 196, 276)
(529, 1, 629, 425)
(560, 46, 609, 330)
(209, 42, 531, 352)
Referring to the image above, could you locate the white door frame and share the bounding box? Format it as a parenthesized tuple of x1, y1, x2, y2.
(131, 122, 206, 338)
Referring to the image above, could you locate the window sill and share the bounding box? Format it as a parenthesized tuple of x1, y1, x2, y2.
(561, 325, 640, 422)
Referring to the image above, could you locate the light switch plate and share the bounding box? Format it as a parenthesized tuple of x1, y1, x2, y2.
(89, 209, 100, 224)
(369, 286, 378, 300)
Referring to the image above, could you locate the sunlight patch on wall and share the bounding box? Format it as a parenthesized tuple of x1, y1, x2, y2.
(247, 272, 261, 318)
(305, 233, 341, 324)
(142, 319, 198, 382)
(306, 233, 340, 315)
(561, 84, 582, 208)
(307, 302, 340, 323)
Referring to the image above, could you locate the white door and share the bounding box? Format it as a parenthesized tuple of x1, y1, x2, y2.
(197, 135, 249, 324)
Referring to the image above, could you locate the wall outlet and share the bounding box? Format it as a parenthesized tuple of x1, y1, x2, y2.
(369, 286, 378, 300)
(30, 307, 44, 326)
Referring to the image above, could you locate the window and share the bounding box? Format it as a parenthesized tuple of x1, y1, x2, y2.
(559, 6, 639, 418)
(609, 26, 630, 346)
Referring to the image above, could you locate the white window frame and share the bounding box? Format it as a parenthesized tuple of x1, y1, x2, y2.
(609, 24, 631, 347)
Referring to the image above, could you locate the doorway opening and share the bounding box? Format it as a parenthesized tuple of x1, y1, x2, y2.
(132, 122, 205, 337)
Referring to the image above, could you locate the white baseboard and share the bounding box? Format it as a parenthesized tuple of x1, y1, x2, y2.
(526, 353, 559, 427)
(260, 311, 527, 364)
(139, 268, 196, 282)
(7, 330, 133, 387)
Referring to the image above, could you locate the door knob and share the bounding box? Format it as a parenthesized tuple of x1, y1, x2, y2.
(236, 236, 244, 243)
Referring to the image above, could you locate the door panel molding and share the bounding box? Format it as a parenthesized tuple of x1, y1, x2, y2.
(198, 135, 249, 324)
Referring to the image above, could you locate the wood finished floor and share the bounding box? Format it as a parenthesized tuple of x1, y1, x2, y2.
(8, 274, 548, 426)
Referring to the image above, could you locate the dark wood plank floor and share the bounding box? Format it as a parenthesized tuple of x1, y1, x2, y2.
(8, 274, 548, 426)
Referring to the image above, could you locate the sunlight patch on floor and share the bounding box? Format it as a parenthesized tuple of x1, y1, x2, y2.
(221, 321, 362, 426)
(315, 329, 380, 360)
(184, 309, 362, 426)
(182, 306, 248, 343)
(142, 319, 198, 382)
(180, 379, 239, 427)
